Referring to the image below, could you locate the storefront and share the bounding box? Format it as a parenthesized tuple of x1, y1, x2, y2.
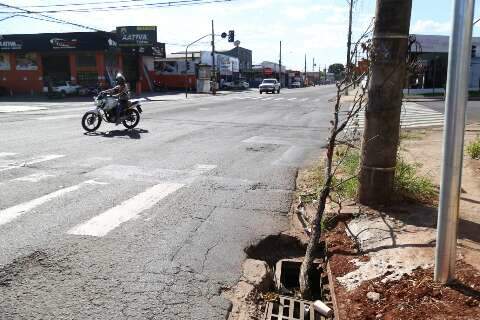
(153, 51, 239, 91)
(0, 27, 165, 95)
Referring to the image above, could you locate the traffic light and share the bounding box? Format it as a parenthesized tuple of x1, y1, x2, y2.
(186, 61, 190, 70)
(228, 30, 234, 43)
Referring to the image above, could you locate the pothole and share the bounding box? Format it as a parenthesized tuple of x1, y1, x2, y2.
(244, 234, 307, 267)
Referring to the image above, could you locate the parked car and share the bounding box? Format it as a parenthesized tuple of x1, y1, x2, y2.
(78, 85, 101, 97)
(259, 78, 280, 94)
(43, 81, 81, 98)
(291, 81, 301, 88)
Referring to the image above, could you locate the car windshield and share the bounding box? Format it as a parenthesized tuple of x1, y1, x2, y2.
(263, 80, 276, 84)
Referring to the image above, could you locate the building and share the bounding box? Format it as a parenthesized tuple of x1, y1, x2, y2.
(0, 26, 165, 95)
(410, 34, 480, 91)
(247, 61, 287, 87)
(153, 51, 239, 91)
(219, 46, 252, 76)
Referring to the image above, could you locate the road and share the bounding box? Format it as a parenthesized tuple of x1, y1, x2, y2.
(0, 86, 335, 319)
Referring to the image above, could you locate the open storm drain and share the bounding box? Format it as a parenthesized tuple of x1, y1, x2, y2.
(265, 295, 327, 320)
(244, 234, 335, 320)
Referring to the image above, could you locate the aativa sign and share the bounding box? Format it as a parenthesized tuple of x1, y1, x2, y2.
(116, 26, 157, 47)
(0, 36, 22, 50)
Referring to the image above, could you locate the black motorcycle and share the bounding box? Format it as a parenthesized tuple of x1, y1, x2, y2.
(81, 93, 143, 132)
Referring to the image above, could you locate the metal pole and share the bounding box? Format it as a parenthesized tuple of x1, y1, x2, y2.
(185, 48, 188, 98)
(435, 0, 475, 284)
(211, 20, 216, 95)
(433, 57, 437, 95)
(279, 41, 282, 86)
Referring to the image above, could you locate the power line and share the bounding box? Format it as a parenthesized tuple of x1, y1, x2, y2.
(22, 0, 153, 8)
(0, 0, 234, 14)
(0, 2, 103, 31)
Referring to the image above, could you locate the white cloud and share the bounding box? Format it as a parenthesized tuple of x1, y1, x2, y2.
(411, 20, 451, 34)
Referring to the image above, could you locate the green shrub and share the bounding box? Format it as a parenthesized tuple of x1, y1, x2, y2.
(466, 137, 480, 160)
(394, 157, 436, 202)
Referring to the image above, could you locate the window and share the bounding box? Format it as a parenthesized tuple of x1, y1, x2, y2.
(77, 71, 98, 85)
(16, 53, 38, 71)
(76, 53, 97, 68)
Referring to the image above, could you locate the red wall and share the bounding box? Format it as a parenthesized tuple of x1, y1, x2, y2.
(0, 53, 43, 94)
(152, 74, 197, 90)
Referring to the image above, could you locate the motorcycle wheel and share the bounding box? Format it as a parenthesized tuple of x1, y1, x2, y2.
(82, 111, 102, 132)
(122, 109, 140, 129)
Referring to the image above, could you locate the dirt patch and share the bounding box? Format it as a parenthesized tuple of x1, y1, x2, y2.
(0, 251, 54, 287)
(341, 261, 480, 320)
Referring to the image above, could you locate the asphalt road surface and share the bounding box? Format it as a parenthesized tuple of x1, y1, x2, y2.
(0, 86, 335, 319)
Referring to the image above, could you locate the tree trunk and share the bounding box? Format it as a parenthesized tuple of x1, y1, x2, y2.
(358, 0, 412, 205)
(299, 90, 339, 298)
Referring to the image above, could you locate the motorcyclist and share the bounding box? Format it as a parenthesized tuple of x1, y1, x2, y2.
(102, 73, 129, 125)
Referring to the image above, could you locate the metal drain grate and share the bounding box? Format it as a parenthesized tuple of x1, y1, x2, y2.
(264, 296, 328, 320)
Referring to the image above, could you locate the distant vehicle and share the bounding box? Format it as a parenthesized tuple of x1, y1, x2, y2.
(223, 80, 249, 90)
(222, 81, 234, 89)
(43, 81, 81, 98)
(259, 78, 280, 94)
(78, 85, 101, 97)
(291, 81, 301, 88)
(360, 78, 368, 89)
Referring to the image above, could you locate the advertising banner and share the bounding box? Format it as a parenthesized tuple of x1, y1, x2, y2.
(16, 53, 38, 71)
(0, 36, 22, 51)
(117, 26, 157, 47)
(0, 53, 10, 70)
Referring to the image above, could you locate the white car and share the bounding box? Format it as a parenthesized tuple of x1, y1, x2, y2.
(291, 81, 301, 88)
(259, 78, 280, 94)
(43, 81, 81, 97)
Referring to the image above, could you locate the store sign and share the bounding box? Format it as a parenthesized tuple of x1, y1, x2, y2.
(116, 26, 157, 47)
(16, 53, 38, 71)
(0, 36, 22, 50)
(50, 38, 79, 49)
(264, 67, 273, 76)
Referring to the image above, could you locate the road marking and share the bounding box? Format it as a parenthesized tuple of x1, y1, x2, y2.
(36, 114, 78, 121)
(274, 98, 285, 101)
(262, 97, 273, 101)
(68, 182, 184, 237)
(13, 172, 55, 182)
(0, 180, 102, 227)
(0, 106, 48, 113)
(0, 155, 65, 172)
(287, 98, 297, 101)
(0, 152, 17, 158)
(198, 108, 210, 111)
(300, 98, 309, 102)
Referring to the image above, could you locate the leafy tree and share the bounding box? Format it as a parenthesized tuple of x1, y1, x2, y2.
(328, 63, 345, 75)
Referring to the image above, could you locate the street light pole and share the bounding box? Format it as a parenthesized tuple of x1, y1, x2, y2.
(279, 41, 282, 87)
(435, 0, 475, 284)
(211, 19, 217, 95)
(184, 33, 214, 98)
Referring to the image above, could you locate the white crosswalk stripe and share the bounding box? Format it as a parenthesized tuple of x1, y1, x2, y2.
(0, 180, 104, 227)
(1, 160, 217, 238)
(0, 154, 65, 172)
(354, 103, 444, 129)
(68, 182, 184, 237)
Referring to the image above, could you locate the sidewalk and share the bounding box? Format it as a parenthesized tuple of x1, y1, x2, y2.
(323, 125, 480, 319)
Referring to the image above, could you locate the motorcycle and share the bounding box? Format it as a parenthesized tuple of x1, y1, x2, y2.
(81, 92, 143, 132)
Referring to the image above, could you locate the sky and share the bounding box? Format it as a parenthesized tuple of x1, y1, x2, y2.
(1, 0, 480, 71)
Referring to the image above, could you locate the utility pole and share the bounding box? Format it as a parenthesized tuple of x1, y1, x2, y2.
(358, 0, 413, 204)
(435, 0, 475, 284)
(211, 19, 216, 95)
(304, 53, 307, 86)
(346, 0, 353, 74)
(279, 41, 282, 87)
(312, 57, 316, 85)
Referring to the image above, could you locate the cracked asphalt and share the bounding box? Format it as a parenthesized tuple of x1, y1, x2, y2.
(0, 86, 335, 319)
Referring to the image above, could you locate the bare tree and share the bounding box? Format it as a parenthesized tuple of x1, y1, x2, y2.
(298, 27, 372, 299)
